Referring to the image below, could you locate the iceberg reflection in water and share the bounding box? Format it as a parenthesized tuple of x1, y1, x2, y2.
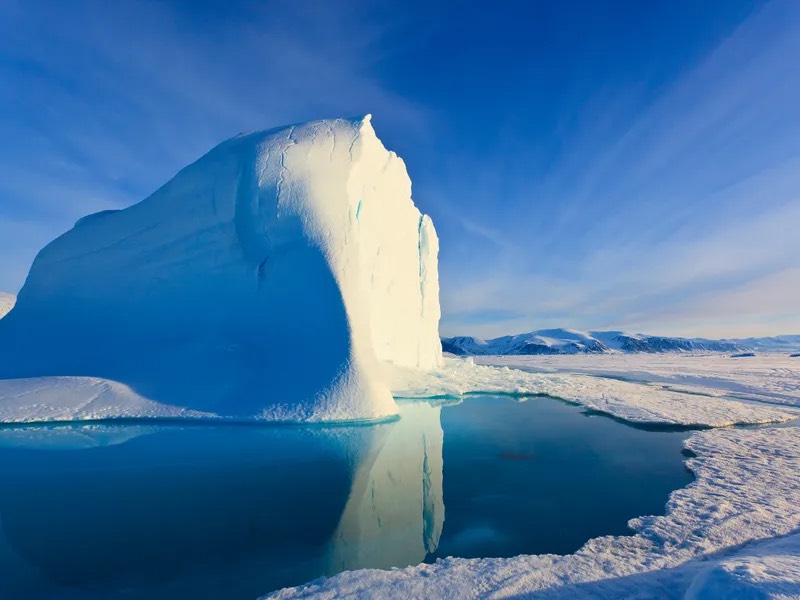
(0, 402, 444, 599)
(0, 396, 691, 599)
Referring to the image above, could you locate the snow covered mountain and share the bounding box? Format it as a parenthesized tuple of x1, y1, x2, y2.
(0, 293, 14, 319)
(442, 329, 608, 356)
(723, 335, 800, 353)
(442, 328, 800, 355)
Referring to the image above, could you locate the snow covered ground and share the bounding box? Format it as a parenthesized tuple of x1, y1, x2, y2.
(0, 356, 795, 427)
(1, 352, 798, 598)
(477, 353, 800, 410)
(0, 377, 214, 424)
(269, 354, 800, 600)
(389, 356, 798, 427)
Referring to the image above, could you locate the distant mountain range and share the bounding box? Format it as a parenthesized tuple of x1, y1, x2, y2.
(442, 328, 800, 356)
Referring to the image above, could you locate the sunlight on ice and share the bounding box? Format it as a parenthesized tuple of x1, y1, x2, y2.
(0, 117, 441, 424)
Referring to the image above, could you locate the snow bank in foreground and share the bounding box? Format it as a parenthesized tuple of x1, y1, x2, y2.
(389, 358, 796, 427)
(0, 117, 441, 423)
(268, 425, 800, 599)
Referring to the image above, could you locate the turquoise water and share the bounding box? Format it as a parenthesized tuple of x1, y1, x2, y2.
(0, 395, 692, 599)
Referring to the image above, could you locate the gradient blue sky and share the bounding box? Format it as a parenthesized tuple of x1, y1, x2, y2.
(1, 0, 798, 338)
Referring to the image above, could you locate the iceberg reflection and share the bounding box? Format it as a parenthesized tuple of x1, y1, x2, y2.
(0, 402, 443, 599)
(327, 401, 444, 572)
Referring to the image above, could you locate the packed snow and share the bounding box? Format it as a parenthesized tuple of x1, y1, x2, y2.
(0, 353, 796, 427)
(0, 377, 214, 424)
(0, 117, 441, 423)
(267, 424, 800, 600)
(388, 357, 797, 427)
(478, 353, 800, 410)
(1, 354, 793, 427)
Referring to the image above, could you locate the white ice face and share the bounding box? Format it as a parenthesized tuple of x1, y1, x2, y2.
(0, 117, 441, 423)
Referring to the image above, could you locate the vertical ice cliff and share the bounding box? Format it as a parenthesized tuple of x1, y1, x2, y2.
(0, 116, 441, 423)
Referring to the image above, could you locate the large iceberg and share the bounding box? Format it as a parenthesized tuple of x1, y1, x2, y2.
(0, 116, 441, 423)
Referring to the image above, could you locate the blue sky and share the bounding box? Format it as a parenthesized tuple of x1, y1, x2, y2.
(1, 0, 798, 338)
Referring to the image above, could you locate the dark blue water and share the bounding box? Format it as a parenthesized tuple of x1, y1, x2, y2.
(0, 396, 692, 599)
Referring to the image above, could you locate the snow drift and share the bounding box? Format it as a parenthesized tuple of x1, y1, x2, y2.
(0, 116, 441, 422)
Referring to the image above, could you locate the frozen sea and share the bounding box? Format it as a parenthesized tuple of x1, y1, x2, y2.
(0, 394, 693, 599)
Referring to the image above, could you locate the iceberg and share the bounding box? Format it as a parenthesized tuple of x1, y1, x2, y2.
(0, 116, 441, 423)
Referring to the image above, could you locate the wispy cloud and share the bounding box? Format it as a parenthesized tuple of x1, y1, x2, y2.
(440, 0, 800, 337)
(0, 0, 428, 290)
(2, 0, 798, 338)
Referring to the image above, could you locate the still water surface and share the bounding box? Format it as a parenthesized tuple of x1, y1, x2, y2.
(0, 395, 692, 599)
